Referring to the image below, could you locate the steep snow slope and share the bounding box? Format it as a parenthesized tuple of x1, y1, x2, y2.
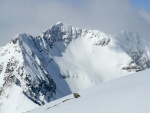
(0, 22, 150, 113)
(27, 68, 150, 113)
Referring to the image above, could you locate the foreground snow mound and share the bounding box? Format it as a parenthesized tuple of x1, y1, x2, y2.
(27, 68, 150, 113)
(0, 22, 150, 113)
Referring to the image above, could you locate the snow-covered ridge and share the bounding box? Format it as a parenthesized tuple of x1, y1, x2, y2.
(0, 21, 150, 113)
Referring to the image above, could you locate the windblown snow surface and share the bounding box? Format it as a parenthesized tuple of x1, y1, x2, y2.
(0, 22, 150, 113)
(27, 68, 150, 113)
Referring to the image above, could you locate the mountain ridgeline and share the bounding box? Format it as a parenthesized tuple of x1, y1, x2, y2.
(0, 22, 150, 113)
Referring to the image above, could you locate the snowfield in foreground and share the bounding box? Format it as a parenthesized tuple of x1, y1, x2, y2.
(27, 68, 150, 113)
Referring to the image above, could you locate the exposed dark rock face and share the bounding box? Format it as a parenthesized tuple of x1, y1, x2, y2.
(73, 93, 80, 98)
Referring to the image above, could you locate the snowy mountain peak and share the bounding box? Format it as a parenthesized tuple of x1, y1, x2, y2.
(56, 21, 64, 25)
(0, 22, 150, 113)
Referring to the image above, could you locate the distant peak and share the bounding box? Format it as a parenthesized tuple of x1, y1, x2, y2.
(53, 21, 71, 29)
(56, 21, 64, 26)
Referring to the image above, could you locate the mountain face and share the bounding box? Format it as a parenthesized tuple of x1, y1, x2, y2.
(0, 22, 150, 113)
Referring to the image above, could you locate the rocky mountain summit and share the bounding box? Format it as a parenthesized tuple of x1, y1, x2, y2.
(0, 22, 150, 113)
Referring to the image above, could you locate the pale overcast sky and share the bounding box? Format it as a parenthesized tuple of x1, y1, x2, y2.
(0, 0, 150, 46)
